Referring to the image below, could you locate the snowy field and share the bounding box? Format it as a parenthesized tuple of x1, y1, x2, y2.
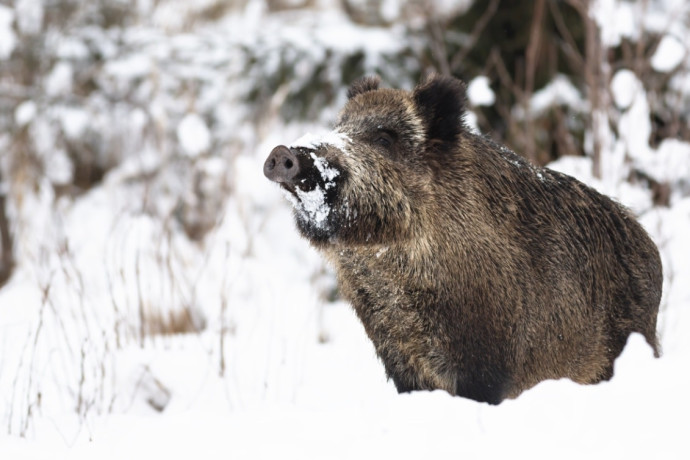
(1, 1, 690, 458)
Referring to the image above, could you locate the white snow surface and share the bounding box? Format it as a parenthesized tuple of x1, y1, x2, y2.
(290, 130, 351, 152)
(529, 74, 587, 114)
(0, 5, 17, 59)
(467, 76, 495, 106)
(1, 1, 690, 459)
(310, 152, 340, 183)
(651, 34, 686, 72)
(293, 186, 330, 226)
(14, 100, 37, 127)
(177, 113, 211, 157)
(57, 106, 89, 139)
(611, 69, 640, 109)
(45, 61, 74, 97)
(14, 0, 43, 35)
(591, 0, 636, 47)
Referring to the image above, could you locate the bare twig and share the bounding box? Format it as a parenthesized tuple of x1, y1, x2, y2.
(548, 0, 586, 70)
(485, 49, 528, 150)
(136, 247, 145, 347)
(449, 0, 500, 73)
(568, 0, 605, 178)
(525, 0, 547, 97)
(219, 241, 231, 377)
(428, 17, 451, 76)
(521, 0, 548, 161)
(0, 169, 15, 288)
(18, 278, 50, 436)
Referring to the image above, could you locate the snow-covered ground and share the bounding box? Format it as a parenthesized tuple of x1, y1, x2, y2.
(1, 1, 689, 458)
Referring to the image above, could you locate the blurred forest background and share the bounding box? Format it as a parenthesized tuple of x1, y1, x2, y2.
(0, 0, 689, 441)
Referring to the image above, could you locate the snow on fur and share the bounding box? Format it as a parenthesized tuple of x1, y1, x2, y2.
(289, 130, 351, 152)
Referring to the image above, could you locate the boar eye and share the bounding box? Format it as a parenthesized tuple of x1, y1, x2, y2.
(374, 131, 395, 150)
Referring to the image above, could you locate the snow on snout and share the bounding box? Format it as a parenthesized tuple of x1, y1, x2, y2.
(282, 142, 342, 229)
(310, 152, 339, 187)
(289, 130, 351, 152)
(291, 187, 330, 227)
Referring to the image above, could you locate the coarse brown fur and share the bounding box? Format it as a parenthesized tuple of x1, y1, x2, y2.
(264, 75, 663, 404)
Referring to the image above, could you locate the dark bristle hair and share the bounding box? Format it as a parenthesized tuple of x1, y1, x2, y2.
(347, 76, 381, 99)
(413, 74, 467, 144)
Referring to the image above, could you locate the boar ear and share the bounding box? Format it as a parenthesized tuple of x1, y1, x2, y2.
(347, 76, 381, 99)
(413, 74, 467, 144)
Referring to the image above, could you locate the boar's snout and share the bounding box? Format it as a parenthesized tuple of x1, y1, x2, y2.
(264, 145, 300, 184)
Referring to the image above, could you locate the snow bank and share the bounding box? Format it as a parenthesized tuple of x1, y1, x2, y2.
(1, 332, 688, 459)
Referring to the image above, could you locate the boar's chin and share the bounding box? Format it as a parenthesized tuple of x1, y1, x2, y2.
(294, 213, 337, 244)
(281, 185, 340, 245)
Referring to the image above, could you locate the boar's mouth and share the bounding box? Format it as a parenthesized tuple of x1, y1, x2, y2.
(278, 181, 299, 197)
(276, 161, 324, 199)
(285, 170, 340, 228)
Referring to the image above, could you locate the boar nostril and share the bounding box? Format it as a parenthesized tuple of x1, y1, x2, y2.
(284, 158, 293, 169)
